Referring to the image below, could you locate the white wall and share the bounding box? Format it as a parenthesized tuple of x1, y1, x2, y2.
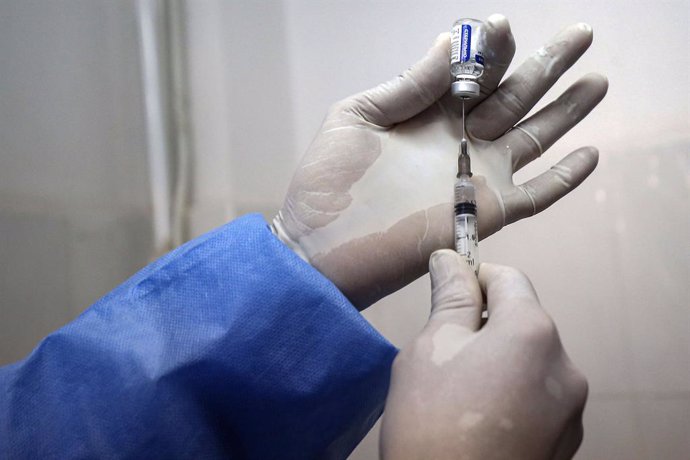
(0, 0, 153, 364)
(183, 0, 300, 235)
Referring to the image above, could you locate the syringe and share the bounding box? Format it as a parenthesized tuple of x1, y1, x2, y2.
(450, 17, 484, 273)
(454, 135, 478, 274)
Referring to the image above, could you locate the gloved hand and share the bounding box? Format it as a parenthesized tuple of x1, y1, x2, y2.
(380, 250, 588, 460)
(272, 15, 608, 308)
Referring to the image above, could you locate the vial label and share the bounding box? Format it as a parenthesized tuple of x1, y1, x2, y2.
(450, 20, 486, 80)
(460, 24, 472, 63)
(451, 24, 475, 65)
(450, 24, 463, 64)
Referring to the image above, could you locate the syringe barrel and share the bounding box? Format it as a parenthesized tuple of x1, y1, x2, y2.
(454, 175, 479, 273)
(454, 174, 476, 205)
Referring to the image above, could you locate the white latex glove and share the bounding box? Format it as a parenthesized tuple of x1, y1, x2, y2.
(273, 15, 608, 308)
(380, 250, 588, 460)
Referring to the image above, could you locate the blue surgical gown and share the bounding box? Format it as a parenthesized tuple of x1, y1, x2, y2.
(0, 214, 398, 459)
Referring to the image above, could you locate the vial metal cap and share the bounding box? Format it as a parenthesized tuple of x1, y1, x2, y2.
(451, 80, 480, 98)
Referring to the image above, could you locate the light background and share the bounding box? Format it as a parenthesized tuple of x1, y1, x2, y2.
(1, 1, 688, 458)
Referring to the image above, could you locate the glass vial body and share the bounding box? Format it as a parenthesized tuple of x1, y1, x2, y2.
(454, 174, 478, 273)
(450, 18, 485, 98)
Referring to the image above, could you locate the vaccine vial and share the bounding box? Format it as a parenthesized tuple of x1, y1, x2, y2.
(450, 18, 485, 99)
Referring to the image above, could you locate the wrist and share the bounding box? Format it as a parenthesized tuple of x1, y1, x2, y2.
(270, 210, 310, 262)
(270, 210, 375, 309)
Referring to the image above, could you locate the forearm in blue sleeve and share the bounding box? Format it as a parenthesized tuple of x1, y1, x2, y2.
(0, 214, 398, 459)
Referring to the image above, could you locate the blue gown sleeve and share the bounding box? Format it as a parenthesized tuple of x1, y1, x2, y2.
(0, 214, 398, 459)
